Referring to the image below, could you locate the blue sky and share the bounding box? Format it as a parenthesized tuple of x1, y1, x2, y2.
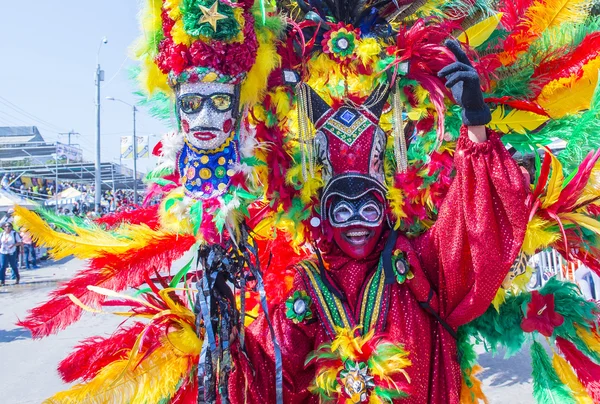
(0, 1, 171, 172)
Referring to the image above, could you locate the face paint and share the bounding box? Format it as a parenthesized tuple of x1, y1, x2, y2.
(177, 82, 238, 151)
(329, 193, 386, 259)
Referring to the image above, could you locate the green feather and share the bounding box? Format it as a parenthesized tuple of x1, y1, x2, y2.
(530, 341, 576, 404)
(169, 258, 194, 288)
(36, 208, 95, 234)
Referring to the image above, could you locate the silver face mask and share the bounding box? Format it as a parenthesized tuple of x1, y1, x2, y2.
(176, 82, 238, 151)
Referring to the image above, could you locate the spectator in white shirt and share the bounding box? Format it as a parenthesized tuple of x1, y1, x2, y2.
(0, 222, 21, 285)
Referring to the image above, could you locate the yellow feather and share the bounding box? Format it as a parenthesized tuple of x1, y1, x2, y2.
(311, 367, 341, 395)
(575, 324, 600, 356)
(536, 54, 600, 118)
(541, 152, 564, 209)
(171, 19, 193, 46)
(488, 106, 549, 134)
(491, 289, 506, 312)
(552, 353, 593, 403)
(240, 35, 281, 106)
(164, 0, 183, 20)
(525, 0, 592, 34)
(138, 57, 171, 96)
(559, 212, 600, 235)
(142, 0, 163, 33)
(522, 216, 561, 255)
(300, 174, 324, 205)
(13, 206, 177, 260)
(387, 187, 407, 229)
(575, 162, 600, 208)
(512, 265, 534, 294)
(458, 13, 504, 48)
(44, 342, 197, 404)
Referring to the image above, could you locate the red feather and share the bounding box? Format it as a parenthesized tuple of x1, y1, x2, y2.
(531, 151, 552, 206)
(94, 205, 161, 230)
(17, 233, 196, 338)
(171, 375, 198, 404)
(485, 97, 549, 117)
(556, 337, 600, 401)
(57, 322, 161, 383)
(531, 33, 600, 97)
(498, 0, 535, 31)
(550, 149, 600, 214)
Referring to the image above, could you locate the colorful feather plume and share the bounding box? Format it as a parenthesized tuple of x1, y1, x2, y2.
(521, 147, 600, 273)
(47, 284, 201, 404)
(14, 205, 182, 261)
(551, 351, 594, 403)
(557, 338, 600, 401)
(17, 232, 196, 338)
(530, 340, 576, 403)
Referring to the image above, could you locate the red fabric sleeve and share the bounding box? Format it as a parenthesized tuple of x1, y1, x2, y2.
(412, 126, 528, 328)
(228, 274, 317, 403)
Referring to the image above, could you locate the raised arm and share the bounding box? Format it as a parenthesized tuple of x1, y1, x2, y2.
(412, 41, 528, 328)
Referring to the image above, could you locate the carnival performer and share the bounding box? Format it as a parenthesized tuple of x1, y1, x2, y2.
(13, 0, 600, 403)
(227, 40, 528, 403)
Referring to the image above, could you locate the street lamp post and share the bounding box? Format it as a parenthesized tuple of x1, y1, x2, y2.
(51, 152, 59, 212)
(106, 97, 138, 205)
(95, 37, 108, 214)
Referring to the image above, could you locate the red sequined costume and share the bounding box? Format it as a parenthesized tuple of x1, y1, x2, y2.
(229, 127, 528, 403)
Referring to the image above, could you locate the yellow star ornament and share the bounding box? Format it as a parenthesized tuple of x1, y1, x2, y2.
(198, 1, 227, 31)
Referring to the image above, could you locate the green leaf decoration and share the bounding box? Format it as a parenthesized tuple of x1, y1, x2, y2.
(164, 197, 179, 212)
(241, 156, 267, 167)
(190, 201, 203, 236)
(169, 258, 194, 288)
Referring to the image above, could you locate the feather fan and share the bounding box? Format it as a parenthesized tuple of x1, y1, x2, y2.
(14, 206, 181, 261)
(556, 338, 600, 401)
(58, 322, 159, 383)
(45, 341, 197, 404)
(17, 233, 196, 338)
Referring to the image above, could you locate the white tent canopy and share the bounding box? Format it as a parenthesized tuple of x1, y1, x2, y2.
(44, 187, 91, 206)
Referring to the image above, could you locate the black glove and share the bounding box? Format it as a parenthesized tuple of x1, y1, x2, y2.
(438, 39, 491, 126)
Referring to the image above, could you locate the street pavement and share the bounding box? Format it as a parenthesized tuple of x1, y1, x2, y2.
(0, 258, 535, 403)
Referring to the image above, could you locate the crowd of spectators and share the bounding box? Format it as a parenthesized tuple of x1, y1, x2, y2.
(1, 174, 139, 217)
(56, 189, 138, 217)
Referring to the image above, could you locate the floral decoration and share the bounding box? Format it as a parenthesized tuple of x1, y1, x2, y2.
(392, 249, 413, 284)
(322, 24, 359, 63)
(306, 328, 411, 403)
(154, 8, 257, 78)
(285, 290, 313, 323)
(521, 291, 564, 337)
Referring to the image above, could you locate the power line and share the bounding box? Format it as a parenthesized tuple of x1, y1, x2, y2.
(0, 109, 62, 138)
(102, 56, 129, 89)
(0, 95, 66, 132)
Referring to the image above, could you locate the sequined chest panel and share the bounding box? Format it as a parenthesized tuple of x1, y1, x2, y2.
(178, 137, 239, 200)
(296, 259, 391, 340)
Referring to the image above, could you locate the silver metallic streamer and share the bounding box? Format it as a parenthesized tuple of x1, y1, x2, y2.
(392, 86, 408, 173)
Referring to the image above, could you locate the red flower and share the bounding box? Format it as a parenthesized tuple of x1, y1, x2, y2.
(156, 38, 190, 74)
(161, 9, 175, 38)
(521, 291, 564, 337)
